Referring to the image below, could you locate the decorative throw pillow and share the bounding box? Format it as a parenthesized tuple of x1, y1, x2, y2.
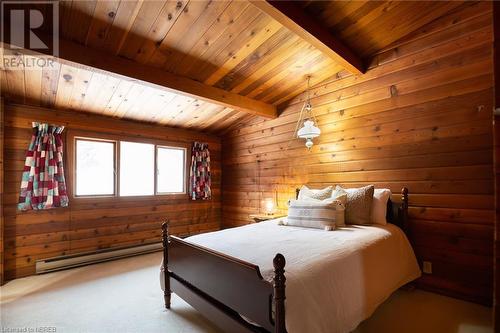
(336, 185, 374, 225)
(333, 198, 346, 227)
(371, 189, 392, 225)
(297, 185, 333, 201)
(286, 198, 342, 231)
(328, 190, 347, 226)
(331, 188, 348, 205)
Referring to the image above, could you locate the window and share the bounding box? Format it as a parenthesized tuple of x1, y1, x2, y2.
(75, 139, 115, 196)
(119, 141, 155, 196)
(157, 146, 186, 194)
(71, 132, 188, 199)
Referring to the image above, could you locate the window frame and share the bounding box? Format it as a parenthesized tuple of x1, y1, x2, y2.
(67, 130, 190, 201)
(119, 140, 156, 197)
(73, 136, 118, 198)
(155, 145, 188, 195)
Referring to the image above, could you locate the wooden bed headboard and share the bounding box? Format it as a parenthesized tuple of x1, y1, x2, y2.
(294, 187, 409, 233)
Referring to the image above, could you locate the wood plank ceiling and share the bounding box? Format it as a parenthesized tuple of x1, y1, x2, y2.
(0, 0, 465, 133)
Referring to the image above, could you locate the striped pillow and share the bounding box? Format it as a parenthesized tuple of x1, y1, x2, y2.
(285, 199, 343, 231)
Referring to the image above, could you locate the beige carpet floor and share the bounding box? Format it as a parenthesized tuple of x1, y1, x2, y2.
(0, 252, 493, 333)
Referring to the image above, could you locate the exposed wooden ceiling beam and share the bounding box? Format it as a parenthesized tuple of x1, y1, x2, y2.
(2, 38, 277, 119)
(249, 0, 365, 75)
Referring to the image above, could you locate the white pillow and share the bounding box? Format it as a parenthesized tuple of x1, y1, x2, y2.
(285, 198, 344, 231)
(328, 190, 347, 226)
(297, 185, 333, 201)
(331, 187, 348, 206)
(371, 189, 392, 225)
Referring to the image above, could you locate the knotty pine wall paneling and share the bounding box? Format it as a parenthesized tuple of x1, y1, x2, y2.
(221, 2, 494, 305)
(3, 103, 221, 280)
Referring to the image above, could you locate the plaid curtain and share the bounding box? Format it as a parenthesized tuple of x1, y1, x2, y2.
(190, 142, 211, 200)
(18, 123, 69, 210)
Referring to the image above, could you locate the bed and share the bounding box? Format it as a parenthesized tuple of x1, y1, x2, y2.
(160, 188, 420, 333)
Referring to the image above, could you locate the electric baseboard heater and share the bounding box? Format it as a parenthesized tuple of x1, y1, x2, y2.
(36, 242, 163, 274)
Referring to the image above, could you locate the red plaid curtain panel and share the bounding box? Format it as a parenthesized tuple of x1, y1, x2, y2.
(190, 142, 211, 200)
(18, 123, 69, 210)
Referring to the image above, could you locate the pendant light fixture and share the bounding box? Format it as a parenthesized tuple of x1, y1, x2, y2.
(293, 76, 321, 150)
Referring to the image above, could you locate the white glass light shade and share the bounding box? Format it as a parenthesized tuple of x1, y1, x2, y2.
(264, 198, 275, 215)
(297, 120, 320, 139)
(297, 120, 320, 150)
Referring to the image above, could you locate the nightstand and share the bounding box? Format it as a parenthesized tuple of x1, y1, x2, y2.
(249, 213, 286, 223)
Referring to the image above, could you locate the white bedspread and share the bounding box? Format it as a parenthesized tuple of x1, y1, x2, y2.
(165, 219, 420, 333)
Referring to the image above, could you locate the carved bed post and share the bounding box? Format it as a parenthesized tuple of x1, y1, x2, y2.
(162, 221, 171, 309)
(273, 253, 286, 333)
(401, 187, 409, 234)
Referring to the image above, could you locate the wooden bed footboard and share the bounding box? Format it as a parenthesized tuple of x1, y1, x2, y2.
(162, 222, 286, 333)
